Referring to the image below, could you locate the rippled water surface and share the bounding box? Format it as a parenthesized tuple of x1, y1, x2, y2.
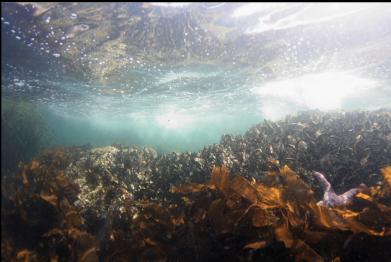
(2, 2, 391, 151)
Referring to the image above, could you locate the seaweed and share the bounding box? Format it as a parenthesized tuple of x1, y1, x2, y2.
(1, 148, 97, 262)
(2, 148, 390, 261)
(2, 110, 391, 261)
(172, 165, 391, 261)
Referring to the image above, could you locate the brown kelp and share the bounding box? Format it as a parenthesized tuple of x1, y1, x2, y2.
(1, 147, 97, 262)
(172, 165, 391, 261)
(2, 147, 390, 261)
(2, 110, 391, 261)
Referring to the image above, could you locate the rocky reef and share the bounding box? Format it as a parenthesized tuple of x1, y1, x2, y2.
(2, 110, 391, 261)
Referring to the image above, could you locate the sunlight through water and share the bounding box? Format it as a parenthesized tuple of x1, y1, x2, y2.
(251, 71, 378, 119)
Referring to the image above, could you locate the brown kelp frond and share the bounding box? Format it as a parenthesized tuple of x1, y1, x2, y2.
(173, 165, 391, 261)
(1, 148, 97, 262)
(2, 157, 391, 261)
(383, 166, 391, 188)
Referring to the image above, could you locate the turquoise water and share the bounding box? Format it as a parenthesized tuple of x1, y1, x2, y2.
(40, 103, 261, 152)
(32, 63, 263, 152)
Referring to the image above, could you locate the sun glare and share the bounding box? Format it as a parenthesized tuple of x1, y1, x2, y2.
(252, 71, 377, 118)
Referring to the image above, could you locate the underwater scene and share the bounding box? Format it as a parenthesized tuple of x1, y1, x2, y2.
(1, 2, 391, 261)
